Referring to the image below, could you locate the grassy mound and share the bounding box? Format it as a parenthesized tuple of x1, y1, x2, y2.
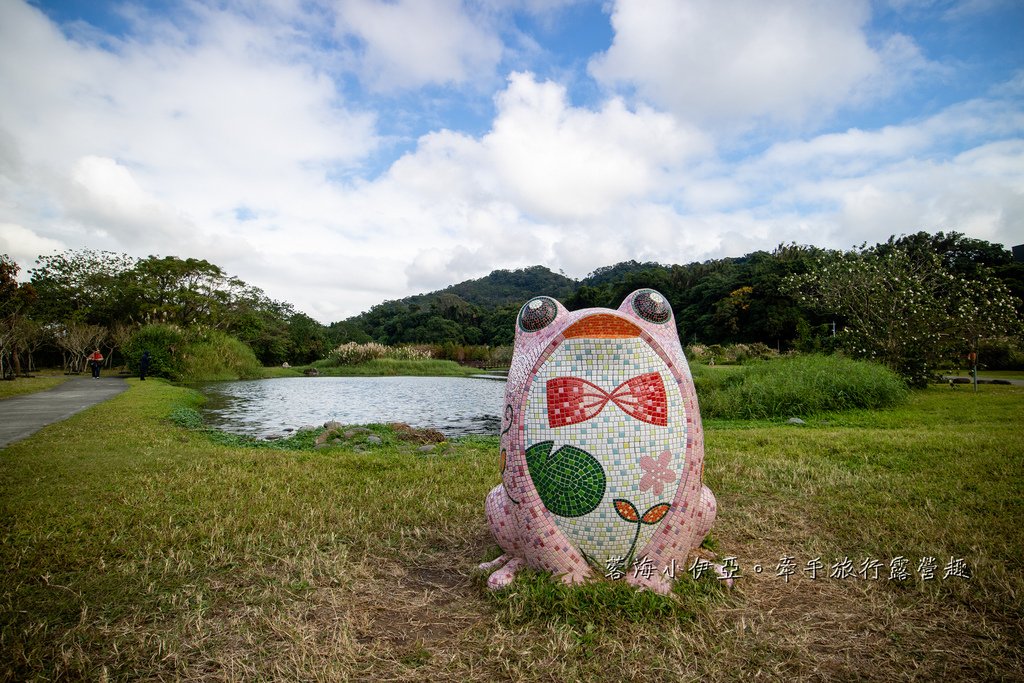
(175, 330, 263, 382)
(694, 354, 908, 419)
(124, 324, 263, 382)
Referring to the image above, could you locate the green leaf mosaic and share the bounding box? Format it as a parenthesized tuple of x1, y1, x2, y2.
(525, 440, 606, 518)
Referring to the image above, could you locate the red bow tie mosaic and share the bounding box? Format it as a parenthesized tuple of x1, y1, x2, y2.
(546, 372, 668, 428)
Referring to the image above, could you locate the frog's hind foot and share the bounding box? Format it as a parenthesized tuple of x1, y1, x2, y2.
(711, 562, 735, 588)
(485, 557, 525, 589)
(626, 571, 673, 595)
(558, 568, 591, 586)
(477, 553, 512, 572)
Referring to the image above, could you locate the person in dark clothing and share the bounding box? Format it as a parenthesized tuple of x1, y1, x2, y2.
(139, 350, 151, 381)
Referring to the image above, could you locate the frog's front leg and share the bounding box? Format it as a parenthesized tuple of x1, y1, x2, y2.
(477, 554, 511, 572)
(478, 484, 525, 588)
(694, 484, 717, 544)
(625, 568, 674, 595)
(558, 566, 590, 586)
(481, 483, 520, 554)
(627, 483, 720, 594)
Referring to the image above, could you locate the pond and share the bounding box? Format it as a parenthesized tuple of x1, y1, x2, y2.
(196, 375, 507, 438)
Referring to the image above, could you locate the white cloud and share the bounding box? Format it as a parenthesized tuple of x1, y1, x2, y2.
(387, 72, 712, 221)
(823, 99, 1021, 163)
(589, 0, 928, 129)
(485, 73, 710, 219)
(833, 140, 1024, 245)
(333, 0, 504, 91)
(0, 0, 386, 319)
(736, 128, 1024, 249)
(0, 223, 65, 270)
(0, 2, 377, 198)
(745, 126, 932, 185)
(65, 156, 190, 245)
(369, 71, 714, 289)
(0, 0, 1020, 325)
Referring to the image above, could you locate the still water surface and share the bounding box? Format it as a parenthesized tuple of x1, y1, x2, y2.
(197, 376, 507, 438)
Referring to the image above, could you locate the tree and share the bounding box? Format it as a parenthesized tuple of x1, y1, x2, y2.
(129, 255, 240, 327)
(286, 312, 327, 364)
(785, 243, 1022, 387)
(325, 320, 373, 346)
(53, 323, 106, 374)
(712, 286, 754, 337)
(29, 250, 137, 325)
(1, 255, 38, 377)
(877, 231, 1012, 274)
(564, 284, 608, 310)
(105, 322, 135, 368)
(10, 318, 45, 373)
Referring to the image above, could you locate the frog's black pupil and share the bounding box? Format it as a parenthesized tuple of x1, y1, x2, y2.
(632, 290, 671, 324)
(519, 297, 557, 332)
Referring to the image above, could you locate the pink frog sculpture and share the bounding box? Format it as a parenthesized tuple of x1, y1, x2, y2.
(478, 289, 717, 594)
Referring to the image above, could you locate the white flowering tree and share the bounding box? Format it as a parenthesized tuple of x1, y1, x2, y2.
(784, 244, 1021, 387)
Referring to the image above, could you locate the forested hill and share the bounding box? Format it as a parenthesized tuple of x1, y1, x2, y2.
(406, 265, 576, 308)
(329, 232, 1023, 351)
(331, 265, 577, 347)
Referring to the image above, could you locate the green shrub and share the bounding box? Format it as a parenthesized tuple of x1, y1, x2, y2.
(693, 354, 909, 419)
(124, 324, 262, 382)
(686, 342, 779, 365)
(122, 324, 186, 379)
(975, 337, 1024, 371)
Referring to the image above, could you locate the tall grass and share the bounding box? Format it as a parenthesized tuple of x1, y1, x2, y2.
(175, 330, 263, 382)
(694, 354, 908, 419)
(312, 342, 479, 376)
(687, 342, 779, 365)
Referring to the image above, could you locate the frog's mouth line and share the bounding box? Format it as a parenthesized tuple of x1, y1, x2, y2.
(562, 313, 641, 339)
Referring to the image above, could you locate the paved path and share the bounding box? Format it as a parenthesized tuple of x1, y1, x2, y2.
(0, 377, 129, 449)
(941, 375, 1024, 386)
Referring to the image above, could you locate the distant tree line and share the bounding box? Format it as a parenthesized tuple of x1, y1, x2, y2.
(0, 250, 327, 375)
(343, 233, 1019, 337)
(2, 231, 1020, 384)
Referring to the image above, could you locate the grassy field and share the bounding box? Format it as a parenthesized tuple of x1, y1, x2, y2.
(1, 379, 1021, 681)
(0, 372, 70, 400)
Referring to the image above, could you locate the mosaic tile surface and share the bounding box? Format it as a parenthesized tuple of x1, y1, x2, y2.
(480, 289, 718, 594)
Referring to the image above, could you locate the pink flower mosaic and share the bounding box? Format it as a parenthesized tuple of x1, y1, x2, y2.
(639, 450, 677, 496)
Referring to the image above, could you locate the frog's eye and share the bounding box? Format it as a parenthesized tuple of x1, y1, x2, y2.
(518, 297, 558, 332)
(631, 289, 672, 324)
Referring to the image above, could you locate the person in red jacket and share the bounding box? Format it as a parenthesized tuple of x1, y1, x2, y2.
(87, 348, 104, 378)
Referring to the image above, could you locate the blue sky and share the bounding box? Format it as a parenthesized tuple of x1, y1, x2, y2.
(1, 0, 1021, 322)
